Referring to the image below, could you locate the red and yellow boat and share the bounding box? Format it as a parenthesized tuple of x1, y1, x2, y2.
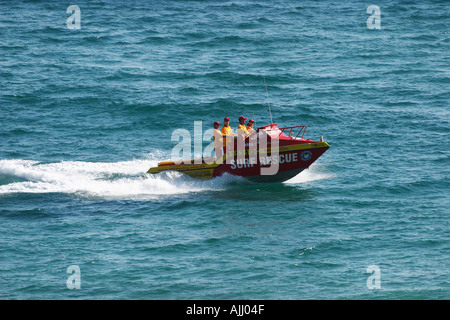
(147, 123, 329, 183)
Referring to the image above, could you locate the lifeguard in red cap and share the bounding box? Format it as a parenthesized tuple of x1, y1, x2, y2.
(246, 119, 255, 134)
(237, 116, 250, 137)
(212, 121, 223, 158)
(221, 117, 236, 148)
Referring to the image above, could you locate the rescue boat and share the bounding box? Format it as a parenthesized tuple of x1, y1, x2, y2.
(147, 123, 329, 183)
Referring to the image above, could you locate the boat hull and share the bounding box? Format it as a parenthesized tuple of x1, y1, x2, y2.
(147, 141, 329, 183)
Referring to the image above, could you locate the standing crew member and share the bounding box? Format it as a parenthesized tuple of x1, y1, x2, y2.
(246, 119, 255, 134)
(212, 121, 223, 159)
(221, 117, 236, 148)
(237, 116, 249, 137)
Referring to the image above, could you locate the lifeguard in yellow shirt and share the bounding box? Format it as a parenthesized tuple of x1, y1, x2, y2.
(212, 121, 223, 158)
(237, 116, 250, 138)
(221, 117, 236, 148)
(246, 119, 255, 134)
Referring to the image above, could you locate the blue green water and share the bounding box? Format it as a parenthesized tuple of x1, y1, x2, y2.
(1, 0, 449, 299)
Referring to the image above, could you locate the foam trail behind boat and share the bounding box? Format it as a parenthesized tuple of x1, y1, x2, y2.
(0, 157, 229, 200)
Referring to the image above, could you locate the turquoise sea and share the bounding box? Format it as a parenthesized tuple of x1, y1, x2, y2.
(1, 0, 449, 300)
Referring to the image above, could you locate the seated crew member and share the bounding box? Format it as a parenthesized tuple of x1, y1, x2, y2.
(212, 121, 223, 158)
(246, 119, 255, 134)
(221, 117, 236, 148)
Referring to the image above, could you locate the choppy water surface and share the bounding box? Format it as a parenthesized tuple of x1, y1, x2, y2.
(1, 0, 449, 299)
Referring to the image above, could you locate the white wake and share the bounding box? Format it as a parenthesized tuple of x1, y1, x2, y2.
(0, 158, 220, 199)
(0, 158, 333, 199)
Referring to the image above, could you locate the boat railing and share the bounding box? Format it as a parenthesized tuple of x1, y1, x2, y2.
(278, 125, 308, 139)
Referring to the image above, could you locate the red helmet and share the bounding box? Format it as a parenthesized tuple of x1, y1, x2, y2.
(224, 117, 230, 121)
(213, 121, 220, 126)
(239, 116, 247, 121)
(248, 119, 254, 123)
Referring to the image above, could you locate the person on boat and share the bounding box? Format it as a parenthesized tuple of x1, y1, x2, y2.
(221, 117, 236, 148)
(237, 116, 250, 137)
(246, 119, 255, 134)
(212, 121, 223, 158)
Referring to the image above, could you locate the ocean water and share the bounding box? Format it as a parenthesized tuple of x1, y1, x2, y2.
(1, 0, 449, 300)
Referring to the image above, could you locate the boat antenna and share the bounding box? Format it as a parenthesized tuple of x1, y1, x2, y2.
(263, 75, 274, 124)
